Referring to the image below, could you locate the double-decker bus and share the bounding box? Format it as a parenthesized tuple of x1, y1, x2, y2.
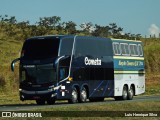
(11, 35, 145, 105)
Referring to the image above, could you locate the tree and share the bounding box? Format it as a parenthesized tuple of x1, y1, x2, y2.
(37, 16, 61, 29)
(109, 23, 123, 38)
(92, 24, 110, 37)
(80, 22, 93, 34)
(65, 21, 77, 34)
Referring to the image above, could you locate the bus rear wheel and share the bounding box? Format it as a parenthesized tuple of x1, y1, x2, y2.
(115, 86, 128, 101)
(79, 87, 87, 103)
(36, 99, 45, 105)
(68, 87, 78, 104)
(128, 86, 134, 100)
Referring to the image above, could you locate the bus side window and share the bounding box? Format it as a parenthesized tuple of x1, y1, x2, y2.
(113, 42, 121, 55)
(134, 44, 139, 56)
(138, 44, 143, 56)
(125, 44, 130, 55)
(130, 44, 139, 56)
(121, 43, 129, 56)
(130, 44, 134, 56)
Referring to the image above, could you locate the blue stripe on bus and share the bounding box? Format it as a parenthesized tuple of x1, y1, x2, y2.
(108, 89, 114, 96)
(89, 80, 104, 97)
(102, 81, 109, 96)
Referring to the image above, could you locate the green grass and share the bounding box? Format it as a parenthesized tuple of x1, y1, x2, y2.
(1, 100, 159, 120)
(35, 100, 160, 120)
(0, 37, 22, 92)
(145, 74, 160, 95)
(33, 100, 160, 111)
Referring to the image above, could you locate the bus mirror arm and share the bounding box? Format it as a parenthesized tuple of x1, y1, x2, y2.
(11, 58, 20, 72)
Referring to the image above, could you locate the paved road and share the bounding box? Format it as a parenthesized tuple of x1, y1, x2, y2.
(0, 95, 159, 111)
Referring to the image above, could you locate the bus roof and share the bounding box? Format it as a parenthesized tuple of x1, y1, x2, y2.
(26, 35, 75, 40)
(111, 38, 142, 43)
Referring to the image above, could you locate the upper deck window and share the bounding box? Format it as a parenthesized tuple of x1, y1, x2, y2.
(59, 38, 74, 56)
(113, 42, 121, 55)
(138, 44, 143, 56)
(22, 37, 60, 60)
(130, 44, 139, 56)
(120, 43, 129, 56)
(75, 37, 113, 57)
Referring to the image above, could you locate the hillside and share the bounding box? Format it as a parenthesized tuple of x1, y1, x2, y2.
(142, 38, 160, 73)
(0, 35, 22, 93)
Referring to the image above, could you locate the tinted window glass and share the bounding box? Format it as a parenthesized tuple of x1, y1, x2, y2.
(130, 44, 135, 56)
(73, 68, 114, 81)
(113, 42, 121, 55)
(59, 38, 74, 56)
(138, 44, 143, 56)
(121, 43, 129, 55)
(125, 44, 130, 55)
(134, 45, 139, 56)
(130, 44, 139, 56)
(22, 37, 60, 60)
(121, 43, 126, 55)
(75, 37, 112, 57)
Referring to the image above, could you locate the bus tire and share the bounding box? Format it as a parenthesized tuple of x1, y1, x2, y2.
(36, 99, 45, 105)
(68, 87, 78, 104)
(128, 86, 134, 100)
(79, 87, 87, 103)
(122, 85, 128, 100)
(47, 99, 55, 105)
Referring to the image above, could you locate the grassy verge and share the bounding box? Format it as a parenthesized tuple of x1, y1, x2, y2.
(145, 74, 160, 95)
(36, 100, 160, 111)
(34, 100, 160, 120)
(0, 100, 159, 120)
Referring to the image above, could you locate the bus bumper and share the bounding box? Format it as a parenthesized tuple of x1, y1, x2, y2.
(19, 90, 57, 101)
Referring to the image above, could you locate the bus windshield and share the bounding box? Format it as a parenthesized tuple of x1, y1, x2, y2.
(22, 37, 60, 60)
(21, 67, 57, 84)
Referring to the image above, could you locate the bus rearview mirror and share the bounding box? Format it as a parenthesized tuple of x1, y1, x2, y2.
(11, 58, 20, 72)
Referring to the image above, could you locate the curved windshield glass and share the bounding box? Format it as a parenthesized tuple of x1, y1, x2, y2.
(22, 37, 60, 60)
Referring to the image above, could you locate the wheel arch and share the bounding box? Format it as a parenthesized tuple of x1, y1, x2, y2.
(81, 84, 89, 99)
(72, 84, 80, 94)
(124, 84, 129, 91)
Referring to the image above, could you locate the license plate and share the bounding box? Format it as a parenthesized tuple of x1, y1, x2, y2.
(33, 96, 40, 99)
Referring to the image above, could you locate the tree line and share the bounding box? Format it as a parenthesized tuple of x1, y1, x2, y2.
(0, 15, 141, 41)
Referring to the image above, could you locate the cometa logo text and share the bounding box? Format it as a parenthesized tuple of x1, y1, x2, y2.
(84, 57, 101, 66)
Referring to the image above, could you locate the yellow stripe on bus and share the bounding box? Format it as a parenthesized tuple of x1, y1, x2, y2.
(114, 71, 145, 74)
(113, 56, 144, 60)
